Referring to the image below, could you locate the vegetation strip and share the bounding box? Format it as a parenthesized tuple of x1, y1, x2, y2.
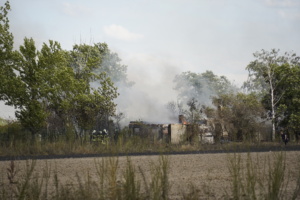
(1, 145, 299, 161)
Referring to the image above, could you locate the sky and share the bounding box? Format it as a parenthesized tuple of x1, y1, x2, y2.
(1, 0, 300, 122)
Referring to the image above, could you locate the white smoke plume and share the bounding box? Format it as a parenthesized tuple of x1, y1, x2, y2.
(114, 57, 239, 127)
(114, 55, 181, 127)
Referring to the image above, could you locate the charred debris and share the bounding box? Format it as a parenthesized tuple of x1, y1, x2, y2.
(128, 115, 224, 144)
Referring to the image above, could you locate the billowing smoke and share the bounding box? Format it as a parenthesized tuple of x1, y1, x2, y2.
(114, 58, 238, 127)
(0, 102, 16, 119)
(174, 75, 217, 106)
(114, 55, 181, 127)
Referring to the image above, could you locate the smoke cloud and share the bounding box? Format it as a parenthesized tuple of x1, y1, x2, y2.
(114, 54, 181, 127)
(114, 54, 238, 127)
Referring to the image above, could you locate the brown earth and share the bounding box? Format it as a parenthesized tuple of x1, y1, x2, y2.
(1, 151, 300, 199)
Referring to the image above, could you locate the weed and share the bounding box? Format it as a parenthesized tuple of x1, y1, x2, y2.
(226, 152, 300, 200)
(149, 155, 170, 200)
(0, 152, 299, 200)
(7, 160, 18, 184)
(123, 157, 140, 200)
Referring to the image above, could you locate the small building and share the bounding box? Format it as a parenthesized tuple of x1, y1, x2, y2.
(128, 115, 215, 144)
(169, 124, 186, 144)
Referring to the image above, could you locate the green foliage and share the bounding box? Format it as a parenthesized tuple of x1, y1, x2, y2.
(275, 63, 300, 132)
(123, 158, 141, 200)
(244, 49, 299, 95)
(0, 2, 128, 140)
(244, 49, 300, 140)
(0, 120, 30, 145)
(70, 43, 133, 87)
(213, 93, 266, 141)
(0, 1, 121, 138)
(0, 1, 13, 79)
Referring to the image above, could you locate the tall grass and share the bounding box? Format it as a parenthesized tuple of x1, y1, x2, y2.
(0, 133, 173, 157)
(0, 135, 287, 158)
(226, 152, 300, 200)
(1, 152, 300, 199)
(1, 121, 293, 158)
(0, 156, 170, 200)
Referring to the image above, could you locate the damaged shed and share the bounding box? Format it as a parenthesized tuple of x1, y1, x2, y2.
(129, 115, 215, 144)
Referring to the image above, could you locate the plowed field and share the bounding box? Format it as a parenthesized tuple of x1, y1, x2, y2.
(1, 151, 299, 199)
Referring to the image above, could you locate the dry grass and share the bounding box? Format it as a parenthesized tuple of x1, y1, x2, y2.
(1, 151, 300, 199)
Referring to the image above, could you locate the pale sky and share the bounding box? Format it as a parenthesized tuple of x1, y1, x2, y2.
(1, 0, 300, 121)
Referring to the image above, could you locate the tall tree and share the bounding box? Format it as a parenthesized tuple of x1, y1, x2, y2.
(94, 43, 133, 87)
(0, 1, 15, 104)
(275, 63, 300, 139)
(0, 1, 121, 139)
(1, 38, 119, 138)
(70, 43, 133, 87)
(0, 2, 46, 137)
(213, 93, 266, 141)
(244, 49, 300, 141)
(69, 43, 119, 135)
(1, 38, 48, 137)
(37, 40, 78, 137)
(0, 1, 13, 64)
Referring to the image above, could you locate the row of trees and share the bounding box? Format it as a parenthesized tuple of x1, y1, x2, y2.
(1, 1, 299, 142)
(0, 1, 131, 140)
(168, 49, 300, 141)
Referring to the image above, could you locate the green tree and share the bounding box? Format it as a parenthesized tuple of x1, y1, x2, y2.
(0, 0, 15, 105)
(1, 38, 48, 137)
(70, 76, 118, 137)
(69, 43, 119, 136)
(70, 43, 133, 87)
(36, 41, 119, 139)
(213, 93, 266, 141)
(94, 43, 133, 87)
(274, 63, 300, 140)
(0, 1, 120, 140)
(37, 40, 78, 138)
(0, 1, 13, 64)
(0, 1, 47, 138)
(244, 49, 300, 141)
(1, 38, 119, 139)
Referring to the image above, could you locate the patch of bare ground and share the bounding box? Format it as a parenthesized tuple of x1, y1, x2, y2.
(0, 151, 299, 199)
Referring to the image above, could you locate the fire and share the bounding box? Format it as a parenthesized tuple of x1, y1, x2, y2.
(179, 115, 188, 124)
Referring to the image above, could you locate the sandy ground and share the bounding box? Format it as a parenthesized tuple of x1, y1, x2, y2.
(1, 151, 300, 199)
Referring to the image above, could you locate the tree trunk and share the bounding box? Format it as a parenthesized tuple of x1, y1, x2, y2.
(270, 74, 276, 141)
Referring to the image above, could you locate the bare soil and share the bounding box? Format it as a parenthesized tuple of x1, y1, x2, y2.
(1, 151, 300, 199)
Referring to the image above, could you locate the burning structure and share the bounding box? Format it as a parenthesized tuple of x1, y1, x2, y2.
(128, 115, 215, 144)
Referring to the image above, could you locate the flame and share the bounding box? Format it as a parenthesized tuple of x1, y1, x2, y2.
(179, 115, 188, 125)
